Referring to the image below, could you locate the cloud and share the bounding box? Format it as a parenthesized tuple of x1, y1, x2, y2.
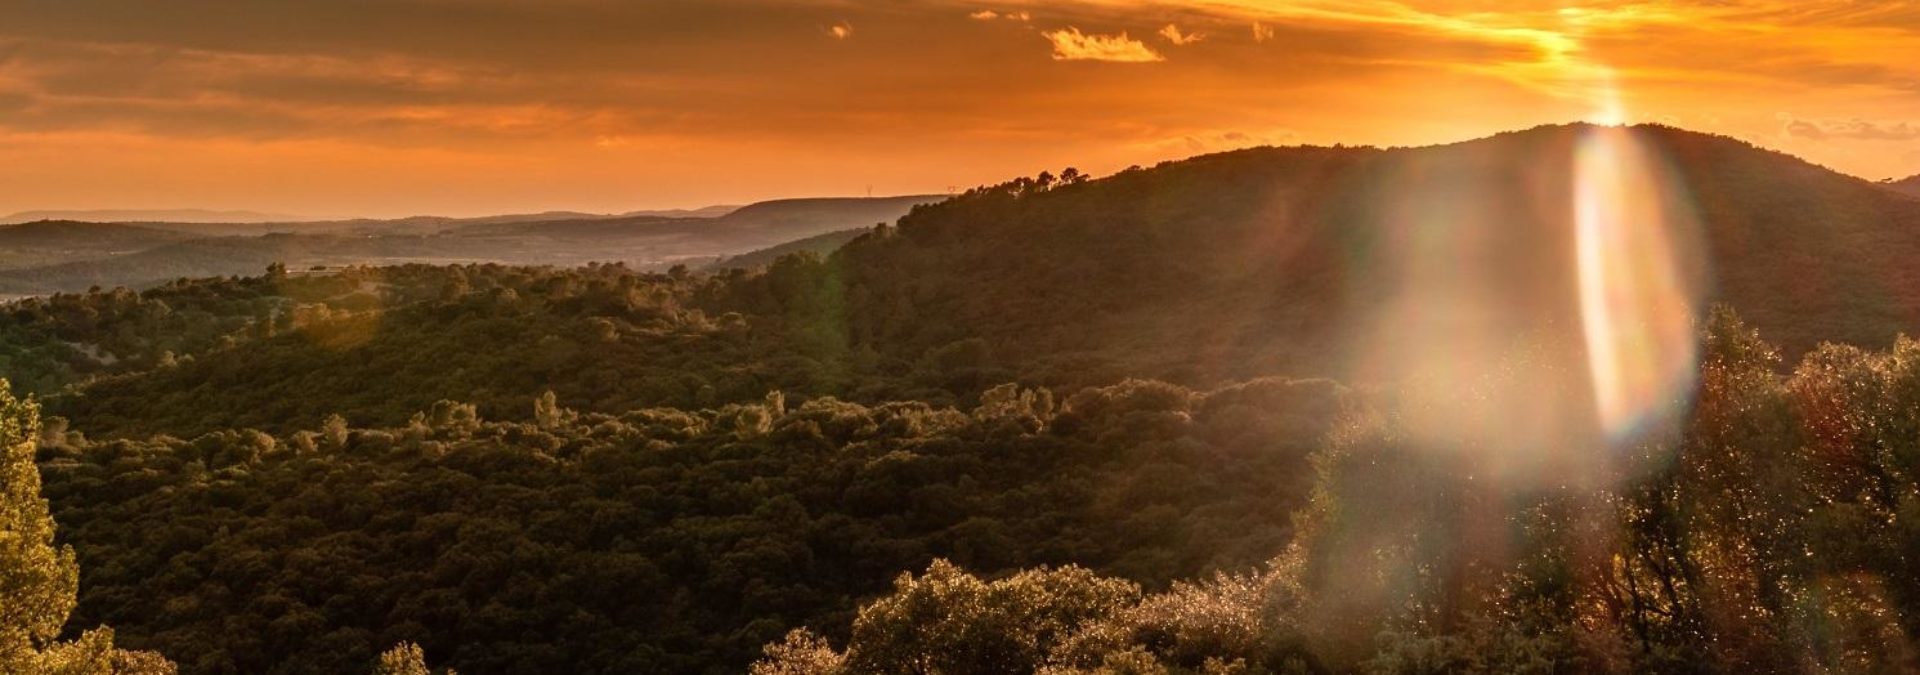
(5, 0, 1920, 212)
(970, 9, 1029, 22)
(1158, 24, 1204, 46)
(1143, 128, 1299, 158)
(1784, 119, 1827, 140)
(1042, 27, 1163, 63)
(1784, 116, 1920, 142)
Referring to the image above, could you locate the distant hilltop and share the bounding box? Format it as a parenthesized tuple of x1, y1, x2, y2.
(0, 205, 749, 225)
(0, 208, 312, 225)
(1884, 173, 1920, 198)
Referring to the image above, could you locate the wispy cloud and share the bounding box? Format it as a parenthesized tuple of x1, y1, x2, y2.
(970, 8, 1029, 22)
(1158, 24, 1204, 46)
(828, 21, 853, 39)
(1784, 116, 1920, 142)
(1251, 22, 1274, 43)
(1042, 27, 1163, 63)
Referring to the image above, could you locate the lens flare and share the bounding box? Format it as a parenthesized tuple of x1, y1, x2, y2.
(1345, 122, 1707, 486)
(1573, 125, 1700, 441)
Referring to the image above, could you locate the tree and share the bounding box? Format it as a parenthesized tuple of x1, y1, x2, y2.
(534, 390, 565, 429)
(837, 560, 1140, 675)
(0, 378, 173, 673)
(751, 631, 844, 675)
(323, 413, 350, 448)
(373, 642, 454, 675)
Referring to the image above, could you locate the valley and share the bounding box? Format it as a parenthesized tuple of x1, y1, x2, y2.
(0, 196, 939, 296)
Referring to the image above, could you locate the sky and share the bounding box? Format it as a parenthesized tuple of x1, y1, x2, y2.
(1, 0, 1917, 218)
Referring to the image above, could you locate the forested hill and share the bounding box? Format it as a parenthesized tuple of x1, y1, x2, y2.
(439, 196, 939, 239)
(705, 228, 871, 271)
(0, 221, 201, 270)
(811, 123, 1920, 387)
(20, 124, 1920, 439)
(0, 196, 937, 294)
(1887, 173, 1920, 198)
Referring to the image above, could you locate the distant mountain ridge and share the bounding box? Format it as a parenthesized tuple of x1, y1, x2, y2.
(0, 209, 309, 224)
(0, 195, 942, 294)
(1, 205, 744, 229)
(0, 220, 196, 248)
(444, 196, 939, 237)
(0, 221, 204, 272)
(622, 204, 741, 219)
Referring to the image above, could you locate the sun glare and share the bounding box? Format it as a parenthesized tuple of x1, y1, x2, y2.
(1573, 124, 1700, 442)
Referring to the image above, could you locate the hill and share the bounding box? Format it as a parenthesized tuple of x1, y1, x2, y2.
(1886, 173, 1920, 198)
(0, 234, 499, 295)
(622, 204, 740, 219)
(447, 196, 937, 239)
(712, 196, 941, 233)
(0, 208, 307, 224)
(0, 196, 938, 294)
(797, 123, 1920, 390)
(705, 227, 871, 271)
(0, 221, 204, 270)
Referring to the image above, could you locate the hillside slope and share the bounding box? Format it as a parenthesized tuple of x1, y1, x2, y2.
(705, 227, 872, 271)
(0, 209, 305, 224)
(1886, 173, 1920, 199)
(0, 234, 495, 294)
(801, 124, 1920, 388)
(0, 196, 941, 294)
(0, 221, 204, 270)
(447, 195, 938, 240)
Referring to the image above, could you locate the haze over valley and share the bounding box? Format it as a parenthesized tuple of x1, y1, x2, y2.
(0, 196, 937, 295)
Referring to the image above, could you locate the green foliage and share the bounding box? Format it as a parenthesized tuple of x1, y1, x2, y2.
(42, 379, 1340, 674)
(1, 382, 74, 664)
(768, 313, 1920, 675)
(0, 379, 173, 674)
(33, 263, 925, 437)
(839, 560, 1140, 675)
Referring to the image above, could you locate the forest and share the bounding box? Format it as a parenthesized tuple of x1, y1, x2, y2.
(0, 196, 934, 295)
(3, 124, 1920, 673)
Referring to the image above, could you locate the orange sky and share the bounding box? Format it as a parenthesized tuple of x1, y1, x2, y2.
(1, 0, 1916, 218)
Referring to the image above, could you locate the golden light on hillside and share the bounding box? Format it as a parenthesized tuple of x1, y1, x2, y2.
(1349, 121, 1710, 486)
(1350, 135, 1606, 485)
